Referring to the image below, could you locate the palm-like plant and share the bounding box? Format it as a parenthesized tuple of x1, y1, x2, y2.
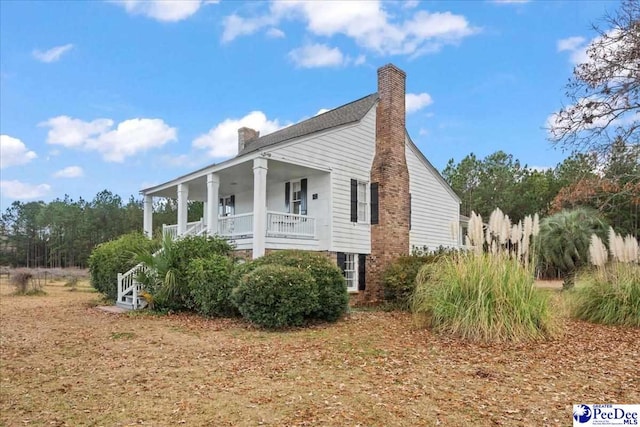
(134, 235, 181, 309)
(537, 208, 608, 289)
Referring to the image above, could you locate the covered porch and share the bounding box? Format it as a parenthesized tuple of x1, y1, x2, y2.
(142, 156, 331, 257)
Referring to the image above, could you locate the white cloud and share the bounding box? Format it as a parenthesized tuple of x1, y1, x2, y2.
(557, 36, 586, 52)
(557, 36, 590, 64)
(0, 135, 37, 169)
(32, 44, 74, 63)
(222, 1, 478, 58)
(266, 27, 285, 38)
(289, 43, 346, 68)
(403, 0, 420, 9)
(0, 180, 51, 200)
(193, 111, 284, 158)
(40, 116, 177, 162)
(112, 0, 214, 22)
(418, 128, 429, 136)
(40, 116, 113, 147)
(222, 14, 278, 43)
(53, 166, 84, 178)
(315, 108, 331, 116)
(557, 35, 594, 65)
(354, 54, 366, 65)
(406, 92, 434, 113)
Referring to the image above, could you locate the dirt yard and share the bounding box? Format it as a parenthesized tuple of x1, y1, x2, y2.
(1, 278, 638, 426)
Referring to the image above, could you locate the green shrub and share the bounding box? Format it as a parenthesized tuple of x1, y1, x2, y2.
(89, 232, 158, 301)
(187, 255, 237, 317)
(258, 250, 348, 322)
(172, 235, 232, 273)
(572, 263, 640, 326)
(135, 235, 232, 312)
(383, 248, 458, 309)
(232, 264, 318, 328)
(412, 252, 557, 342)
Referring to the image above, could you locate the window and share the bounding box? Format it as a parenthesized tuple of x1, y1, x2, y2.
(350, 179, 368, 223)
(285, 179, 307, 215)
(292, 181, 302, 214)
(337, 252, 365, 292)
(344, 253, 358, 292)
(219, 195, 235, 217)
(358, 181, 367, 222)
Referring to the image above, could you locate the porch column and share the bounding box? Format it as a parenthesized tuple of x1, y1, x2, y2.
(177, 183, 189, 236)
(207, 173, 220, 236)
(143, 194, 153, 239)
(253, 158, 268, 258)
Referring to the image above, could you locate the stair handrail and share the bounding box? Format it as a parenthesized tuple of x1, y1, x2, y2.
(117, 218, 209, 308)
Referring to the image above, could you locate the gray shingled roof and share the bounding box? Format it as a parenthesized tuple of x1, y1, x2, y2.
(237, 92, 378, 156)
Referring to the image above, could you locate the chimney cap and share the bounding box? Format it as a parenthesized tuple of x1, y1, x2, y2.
(377, 63, 406, 78)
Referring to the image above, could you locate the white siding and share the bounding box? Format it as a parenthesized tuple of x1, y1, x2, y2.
(270, 107, 377, 254)
(406, 140, 460, 250)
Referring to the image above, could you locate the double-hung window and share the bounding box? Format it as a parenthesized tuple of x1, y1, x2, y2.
(343, 253, 358, 292)
(350, 179, 368, 223)
(337, 252, 366, 293)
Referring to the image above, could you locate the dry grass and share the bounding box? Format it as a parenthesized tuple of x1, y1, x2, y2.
(1, 278, 638, 426)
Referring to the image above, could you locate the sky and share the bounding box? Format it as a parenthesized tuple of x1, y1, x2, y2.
(0, 0, 620, 210)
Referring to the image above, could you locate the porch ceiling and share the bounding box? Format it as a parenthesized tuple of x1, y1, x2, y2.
(147, 159, 327, 201)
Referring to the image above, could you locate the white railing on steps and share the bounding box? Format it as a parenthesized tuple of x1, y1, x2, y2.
(118, 218, 207, 309)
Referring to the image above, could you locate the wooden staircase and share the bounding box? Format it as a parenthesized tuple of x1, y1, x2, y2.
(115, 219, 207, 311)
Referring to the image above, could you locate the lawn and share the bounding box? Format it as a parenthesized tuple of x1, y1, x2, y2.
(1, 277, 638, 426)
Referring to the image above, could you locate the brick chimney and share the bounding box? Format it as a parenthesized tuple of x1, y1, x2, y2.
(367, 64, 410, 302)
(238, 127, 260, 153)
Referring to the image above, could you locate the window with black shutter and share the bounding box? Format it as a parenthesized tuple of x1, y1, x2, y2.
(350, 179, 358, 222)
(370, 183, 379, 225)
(358, 254, 366, 291)
(285, 182, 290, 213)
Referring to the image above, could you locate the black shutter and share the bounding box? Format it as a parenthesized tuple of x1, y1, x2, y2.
(229, 195, 235, 215)
(350, 179, 358, 222)
(285, 182, 290, 213)
(337, 252, 346, 273)
(409, 193, 412, 230)
(300, 178, 307, 215)
(358, 254, 366, 291)
(370, 183, 379, 225)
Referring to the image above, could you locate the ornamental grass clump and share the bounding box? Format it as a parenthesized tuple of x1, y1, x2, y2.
(412, 208, 557, 342)
(573, 229, 640, 326)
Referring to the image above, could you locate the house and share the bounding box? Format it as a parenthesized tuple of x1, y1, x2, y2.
(118, 64, 460, 309)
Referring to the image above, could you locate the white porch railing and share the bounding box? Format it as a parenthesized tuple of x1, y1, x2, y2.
(218, 213, 254, 238)
(162, 219, 204, 240)
(267, 211, 316, 238)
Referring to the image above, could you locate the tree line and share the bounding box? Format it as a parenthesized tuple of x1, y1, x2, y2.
(0, 190, 202, 268)
(443, 140, 639, 237)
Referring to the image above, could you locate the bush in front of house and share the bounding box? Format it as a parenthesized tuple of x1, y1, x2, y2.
(135, 235, 233, 312)
(88, 232, 159, 301)
(187, 255, 238, 317)
(382, 247, 459, 310)
(256, 250, 348, 322)
(412, 252, 557, 343)
(232, 264, 318, 328)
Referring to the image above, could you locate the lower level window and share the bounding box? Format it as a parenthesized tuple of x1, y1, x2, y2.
(344, 253, 358, 292)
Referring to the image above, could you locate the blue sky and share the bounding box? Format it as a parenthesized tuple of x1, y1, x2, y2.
(0, 0, 619, 210)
